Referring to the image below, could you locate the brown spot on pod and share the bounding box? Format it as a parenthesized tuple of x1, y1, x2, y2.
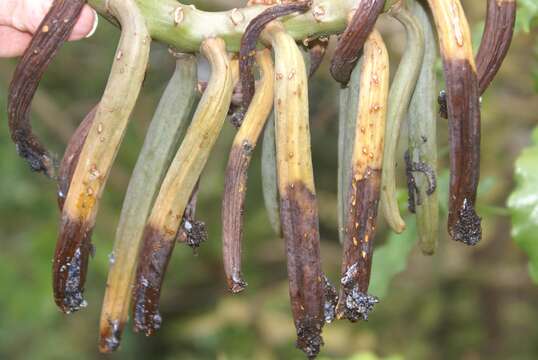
(7, 0, 86, 177)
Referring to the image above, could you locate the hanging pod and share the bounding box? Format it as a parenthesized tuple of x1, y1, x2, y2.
(8, 0, 87, 177)
(131, 38, 236, 336)
(98, 54, 199, 353)
(263, 21, 324, 358)
(52, 0, 151, 314)
(427, 0, 482, 246)
(337, 29, 389, 322)
(407, 0, 439, 255)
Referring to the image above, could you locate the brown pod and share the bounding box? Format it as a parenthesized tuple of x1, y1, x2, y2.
(336, 29, 388, 322)
(233, 1, 311, 126)
(7, 0, 86, 177)
(306, 37, 329, 78)
(223, 50, 274, 294)
(427, 0, 482, 246)
(330, 0, 385, 85)
(57, 105, 98, 210)
(476, 0, 516, 94)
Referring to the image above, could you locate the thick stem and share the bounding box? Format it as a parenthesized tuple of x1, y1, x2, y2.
(87, 0, 358, 52)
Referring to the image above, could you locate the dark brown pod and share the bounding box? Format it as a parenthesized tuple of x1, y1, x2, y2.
(57, 105, 98, 210)
(427, 0, 482, 246)
(7, 0, 86, 177)
(233, 1, 311, 126)
(329, 0, 385, 86)
(306, 37, 329, 78)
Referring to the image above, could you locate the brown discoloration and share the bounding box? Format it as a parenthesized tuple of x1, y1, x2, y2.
(7, 0, 86, 177)
(444, 59, 482, 246)
(57, 105, 98, 210)
(132, 226, 176, 336)
(222, 143, 253, 293)
(235, 1, 311, 125)
(280, 182, 324, 358)
(176, 182, 207, 251)
(476, 0, 516, 94)
(52, 216, 93, 313)
(99, 319, 122, 352)
(330, 0, 385, 85)
(305, 37, 329, 78)
(323, 275, 338, 324)
(405, 150, 437, 213)
(337, 169, 381, 321)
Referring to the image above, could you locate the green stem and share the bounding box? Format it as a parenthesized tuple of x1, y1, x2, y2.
(88, 0, 357, 52)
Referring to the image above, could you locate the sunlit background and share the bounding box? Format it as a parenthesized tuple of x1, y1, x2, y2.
(1, 1, 538, 359)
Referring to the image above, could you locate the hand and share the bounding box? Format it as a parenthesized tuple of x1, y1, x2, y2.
(0, 0, 98, 58)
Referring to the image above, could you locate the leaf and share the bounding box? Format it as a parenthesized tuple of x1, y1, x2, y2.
(507, 127, 538, 284)
(369, 217, 417, 299)
(516, 0, 538, 33)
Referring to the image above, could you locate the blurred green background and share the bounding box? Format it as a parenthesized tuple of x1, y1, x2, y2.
(1, 1, 538, 359)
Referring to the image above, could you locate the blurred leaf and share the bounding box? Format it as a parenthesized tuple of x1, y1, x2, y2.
(507, 127, 538, 284)
(516, 0, 538, 33)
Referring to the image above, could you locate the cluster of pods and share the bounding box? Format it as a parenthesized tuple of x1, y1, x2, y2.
(6, 0, 516, 358)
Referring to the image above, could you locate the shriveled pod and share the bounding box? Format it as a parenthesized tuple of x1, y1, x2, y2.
(439, 0, 517, 117)
(57, 105, 98, 210)
(263, 21, 324, 358)
(337, 29, 389, 322)
(261, 113, 282, 237)
(476, 0, 517, 94)
(131, 38, 236, 336)
(330, 0, 385, 85)
(8, 0, 86, 177)
(337, 59, 362, 243)
(407, 0, 439, 255)
(427, 0, 482, 246)
(98, 54, 198, 353)
(52, 0, 150, 314)
(380, 1, 425, 234)
(223, 50, 274, 294)
(305, 37, 329, 78)
(234, 1, 311, 126)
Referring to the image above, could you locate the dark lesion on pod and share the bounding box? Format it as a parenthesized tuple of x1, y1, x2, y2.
(176, 182, 207, 252)
(329, 0, 385, 86)
(337, 169, 381, 321)
(132, 226, 174, 336)
(233, 1, 312, 126)
(404, 150, 437, 213)
(7, 0, 87, 177)
(52, 217, 93, 313)
(438, 0, 516, 118)
(57, 105, 98, 210)
(280, 182, 324, 359)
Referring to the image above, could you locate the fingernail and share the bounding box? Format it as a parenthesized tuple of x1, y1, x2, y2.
(85, 10, 98, 38)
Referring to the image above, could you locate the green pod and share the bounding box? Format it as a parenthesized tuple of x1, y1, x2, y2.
(99, 54, 198, 352)
(261, 113, 281, 237)
(380, 2, 425, 234)
(337, 60, 361, 243)
(408, 0, 439, 255)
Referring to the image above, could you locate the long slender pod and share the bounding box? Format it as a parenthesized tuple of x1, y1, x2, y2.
(234, 1, 311, 125)
(264, 22, 324, 358)
(337, 60, 361, 243)
(407, 0, 439, 255)
(8, 0, 86, 177)
(476, 0, 516, 94)
(52, 0, 150, 314)
(223, 50, 274, 293)
(330, 0, 385, 85)
(261, 114, 282, 237)
(58, 105, 98, 210)
(380, 1, 424, 234)
(337, 29, 389, 322)
(98, 55, 198, 353)
(132, 38, 235, 336)
(427, 0, 482, 246)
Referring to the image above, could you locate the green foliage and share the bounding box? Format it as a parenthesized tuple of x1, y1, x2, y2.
(508, 127, 538, 284)
(516, 0, 538, 33)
